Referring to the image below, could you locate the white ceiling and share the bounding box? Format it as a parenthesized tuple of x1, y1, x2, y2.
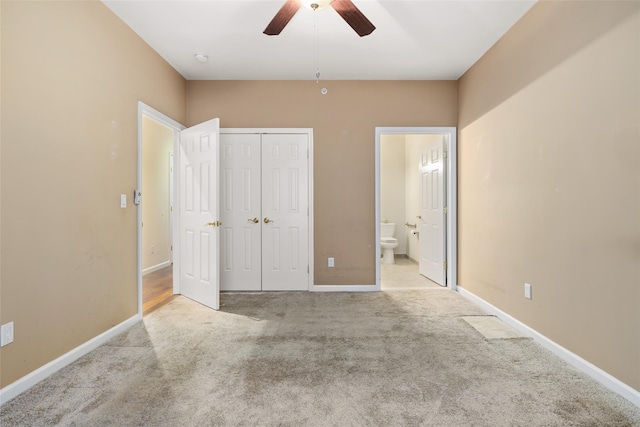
(102, 0, 536, 81)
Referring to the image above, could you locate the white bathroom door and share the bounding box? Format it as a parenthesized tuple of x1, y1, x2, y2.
(261, 134, 309, 291)
(419, 135, 446, 286)
(178, 118, 221, 310)
(220, 133, 262, 291)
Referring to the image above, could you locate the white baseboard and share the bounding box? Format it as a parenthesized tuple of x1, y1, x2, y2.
(310, 284, 378, 292)
(0, 314, 140, 406)
(458, 287, 640, 408)
(142, 260, 171, 276)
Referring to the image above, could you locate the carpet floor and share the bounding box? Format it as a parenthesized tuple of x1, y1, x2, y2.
(1, 289, 639, 426)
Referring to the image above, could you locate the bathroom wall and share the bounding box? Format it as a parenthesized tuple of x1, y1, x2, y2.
(141, 116, 174, 273)
(380, 135, 407, 255)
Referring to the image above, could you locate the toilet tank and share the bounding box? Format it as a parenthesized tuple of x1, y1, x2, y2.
(381, 223, 396, 238)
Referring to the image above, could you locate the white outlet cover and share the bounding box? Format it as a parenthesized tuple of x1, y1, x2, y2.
(524, 283, 532, 299)
(1, 322, 14, 347)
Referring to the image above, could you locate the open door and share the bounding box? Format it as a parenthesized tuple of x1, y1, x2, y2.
(419, 135, 446, 286)
(178, 118, 220, 309)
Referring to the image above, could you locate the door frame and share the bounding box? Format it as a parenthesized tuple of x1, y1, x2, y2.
(375, 127, 457, 291)
(220, 128, 315, 291)
(137, 102, 185, 316)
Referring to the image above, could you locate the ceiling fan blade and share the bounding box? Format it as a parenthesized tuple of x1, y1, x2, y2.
(331, 0, 375, 37)
(264, 0, 302, 35)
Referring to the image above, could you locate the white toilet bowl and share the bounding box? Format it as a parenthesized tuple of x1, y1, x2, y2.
(381, 238, 398, 264)
(380, 222, 398, 264)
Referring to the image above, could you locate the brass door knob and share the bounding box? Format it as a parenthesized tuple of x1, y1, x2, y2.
(248, 218, 259, 224)
(205, 221, 217, 227)
(264, 217, 274, 224)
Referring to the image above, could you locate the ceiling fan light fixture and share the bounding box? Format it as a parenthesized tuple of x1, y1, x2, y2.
(301, 0, 333, 11)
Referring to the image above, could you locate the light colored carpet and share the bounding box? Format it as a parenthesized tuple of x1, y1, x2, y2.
(1, 290, 639, 426)
(462, 316, 526, 339)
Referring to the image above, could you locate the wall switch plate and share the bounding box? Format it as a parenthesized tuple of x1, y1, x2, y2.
(1, 322, 14, 347)
(120, 194, 127, 208)
(524, 283, 532, 299)
(328, 257, 334, 268)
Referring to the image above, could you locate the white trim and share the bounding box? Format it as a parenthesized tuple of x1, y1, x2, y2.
(308, 131, 315, 291)
(220, 128, 311, 135)
(310, 284, 378, 292)
(137, 102, 185, 316)
(375, 127, 458, 291)
(220, 127, 315, 291)
(142, 260, 172, 276)
(0, 314, 140, 406)
(458, 287, 640, 407)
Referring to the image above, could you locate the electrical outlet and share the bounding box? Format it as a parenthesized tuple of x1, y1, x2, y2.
(524, 283, 532, 300)
(151, 245, 155, 255)
(1, 322, 14, 347)
(328, 257, 334, 268)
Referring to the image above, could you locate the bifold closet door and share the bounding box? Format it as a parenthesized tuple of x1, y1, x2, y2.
(220, 132, 309, 291)
(261, 134, 309, 291)
(220, 134, 261, 291)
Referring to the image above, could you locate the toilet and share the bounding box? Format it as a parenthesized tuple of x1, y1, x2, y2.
(380, 223, 399, 264)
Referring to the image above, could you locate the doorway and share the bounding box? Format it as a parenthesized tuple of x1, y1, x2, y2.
(140, 114, 176, 313)
(137, 103, 185, 315)
(375, 127, 457, 291)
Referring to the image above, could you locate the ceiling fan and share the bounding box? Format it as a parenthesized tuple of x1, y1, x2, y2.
(264, 0, 376, 37)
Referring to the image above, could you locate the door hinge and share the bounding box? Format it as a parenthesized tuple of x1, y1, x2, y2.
(307, 265, 309, 274)
(443, 151, 448, 159)
(443, 262, 448, 270)
(444, 207, 448, 214)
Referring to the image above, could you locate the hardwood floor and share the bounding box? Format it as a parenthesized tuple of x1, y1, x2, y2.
(143, 265, 176, 315)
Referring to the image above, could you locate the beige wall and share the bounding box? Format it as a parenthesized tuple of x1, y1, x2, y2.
(142, 116, 174, 272)
(458, 1, 640, 390)
(187, 80, 457, 285)
(380, 135, 406, 255)
(0, 1, 185, 387)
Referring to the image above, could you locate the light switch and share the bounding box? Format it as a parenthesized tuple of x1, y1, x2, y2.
(120, 194, 127, 208)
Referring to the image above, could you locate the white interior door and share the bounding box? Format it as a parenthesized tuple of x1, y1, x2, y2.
(178, 118, 220, 309)
(419, 135, 446, 286)
(220, 133, 262, 291)
(261, 134, 309, 291)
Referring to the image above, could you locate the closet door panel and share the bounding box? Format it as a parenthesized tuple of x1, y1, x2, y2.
(261, 134, 309, 291)
(220, 133, 262, 291)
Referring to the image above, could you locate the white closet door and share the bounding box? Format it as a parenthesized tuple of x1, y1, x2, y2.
(220, 133, 262, 291)
(261, 134, 309, 291)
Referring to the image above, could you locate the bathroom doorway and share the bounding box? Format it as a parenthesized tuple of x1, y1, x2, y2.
(375, 127, 457, 291)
